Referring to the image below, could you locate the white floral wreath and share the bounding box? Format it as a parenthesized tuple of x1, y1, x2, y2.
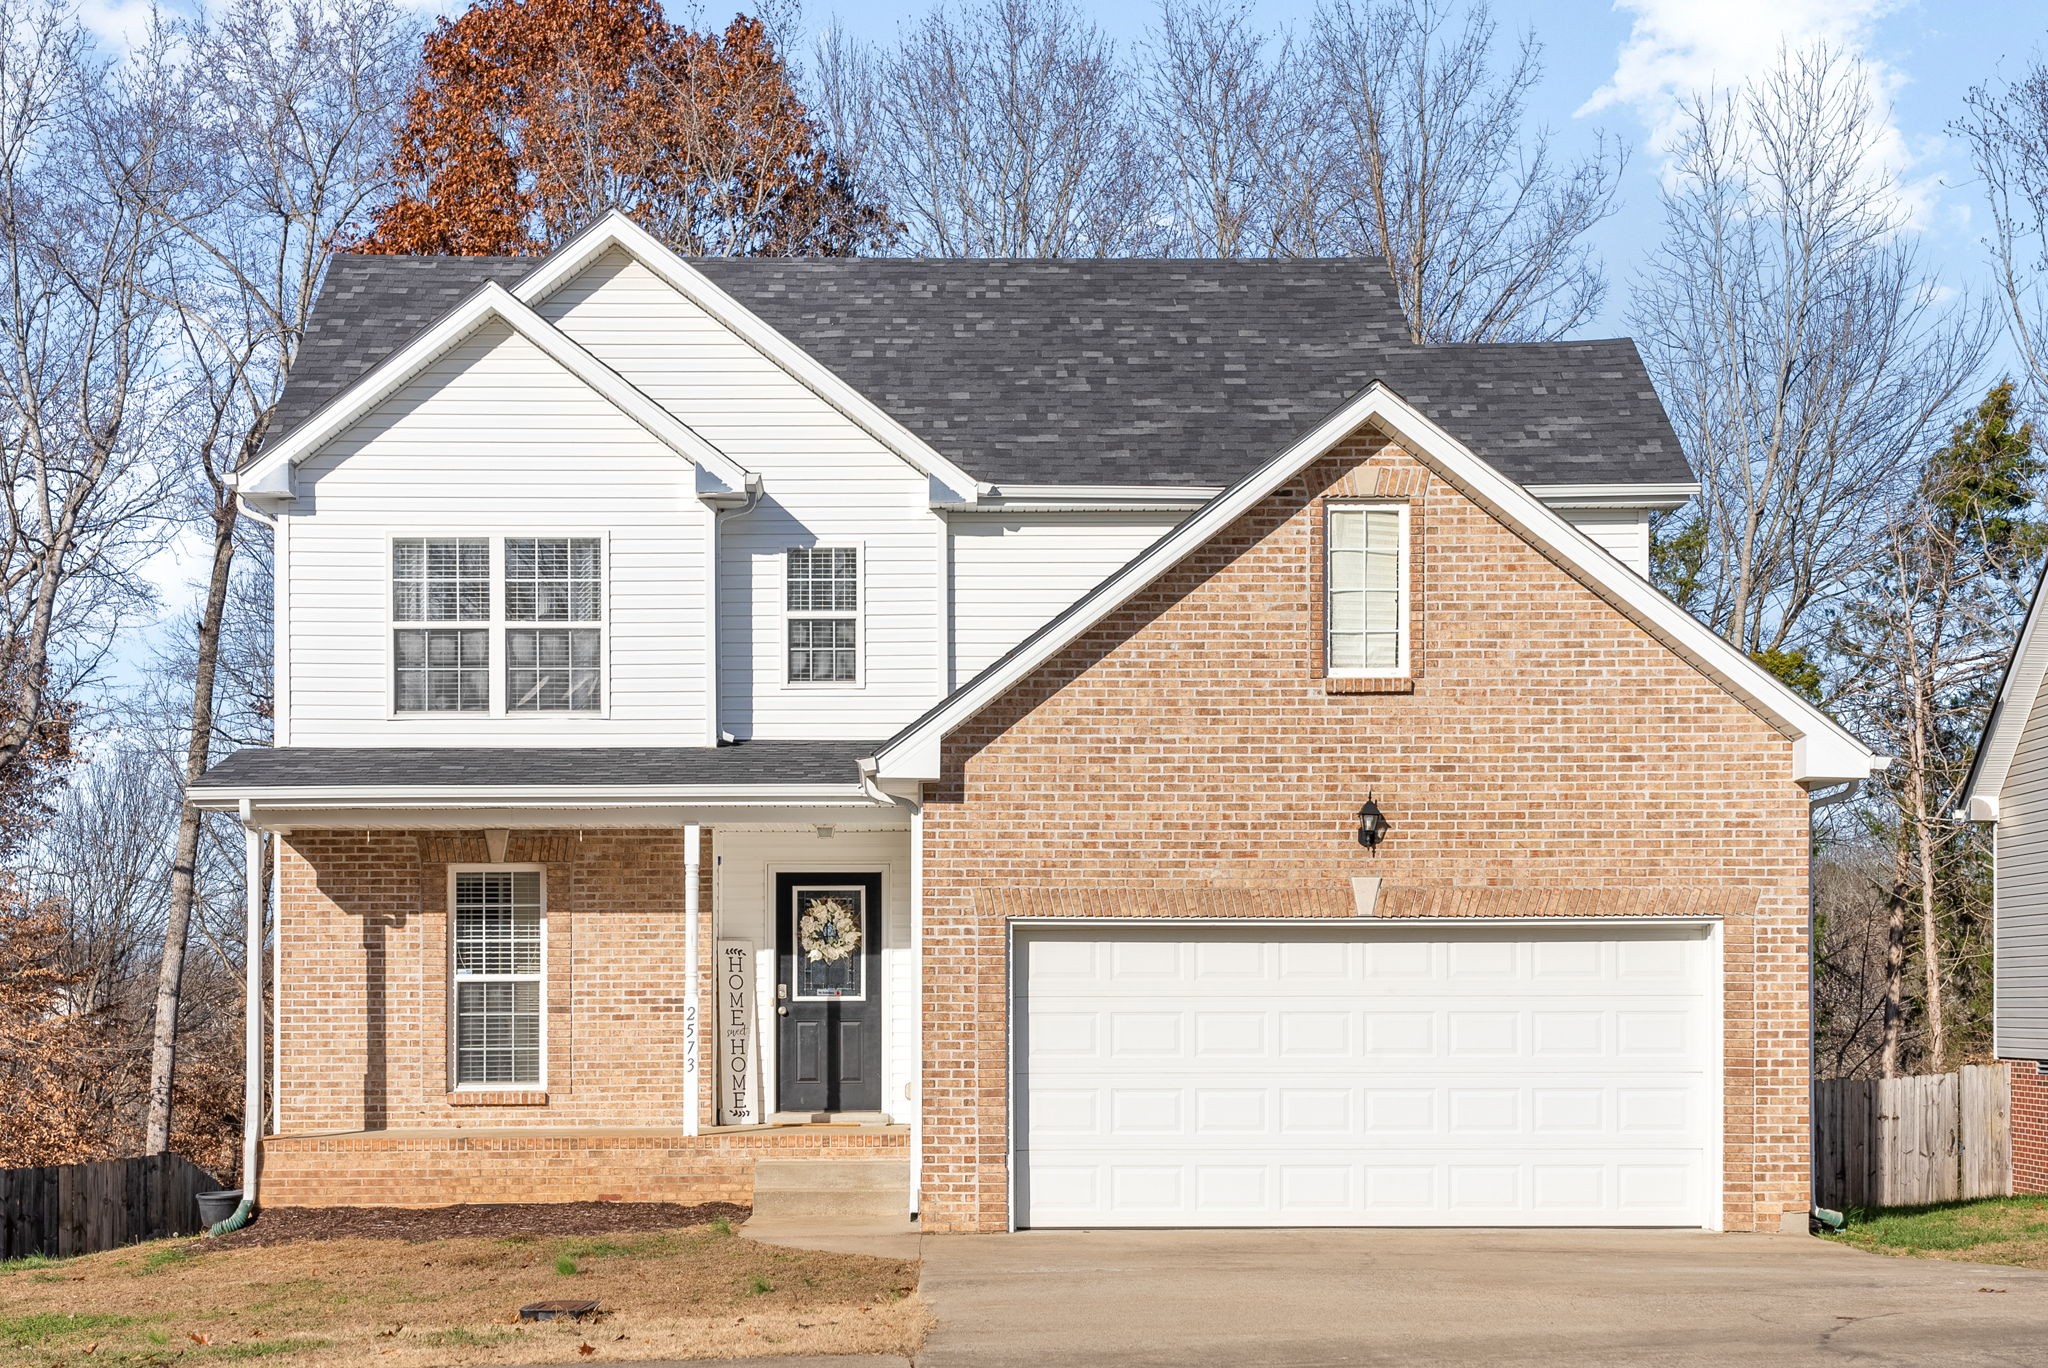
(799, 896, 862, 963)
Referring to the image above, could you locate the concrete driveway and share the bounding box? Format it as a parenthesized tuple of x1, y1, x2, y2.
(911, 1227, 2048, 1367)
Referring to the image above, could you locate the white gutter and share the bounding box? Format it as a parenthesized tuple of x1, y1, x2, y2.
(187, 783, 884, 810)
(1526, 481, 1700, 511)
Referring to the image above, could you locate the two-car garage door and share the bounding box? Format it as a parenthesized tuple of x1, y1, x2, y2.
(1013, 922, 1718, 1228)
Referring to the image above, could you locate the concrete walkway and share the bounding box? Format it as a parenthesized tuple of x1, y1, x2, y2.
(619, 1223, 2048, 1367)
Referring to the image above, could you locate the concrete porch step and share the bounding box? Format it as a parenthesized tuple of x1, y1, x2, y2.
(751, 1158, 910, 1219)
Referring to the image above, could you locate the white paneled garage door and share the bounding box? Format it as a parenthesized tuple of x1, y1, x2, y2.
(1013, 921, 1719, 1229)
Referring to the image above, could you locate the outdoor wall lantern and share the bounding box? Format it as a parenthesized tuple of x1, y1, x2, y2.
(1357, 795, 1389, 850)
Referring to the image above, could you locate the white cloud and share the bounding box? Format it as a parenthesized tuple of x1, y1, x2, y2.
(1580, 0, 1934, 223)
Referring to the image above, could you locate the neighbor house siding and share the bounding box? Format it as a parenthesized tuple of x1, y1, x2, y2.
(948, 511, 1183, 684)
(916, 432, 1811, 1235)
(283, 320, 709, 746)
(1996, 676, 2048, 1059)
(532, 248, 944, 740)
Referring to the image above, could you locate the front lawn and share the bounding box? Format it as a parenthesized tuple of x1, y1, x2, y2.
(0, 1217, 926, 1366)
(1825, 1195, 2048, 1269)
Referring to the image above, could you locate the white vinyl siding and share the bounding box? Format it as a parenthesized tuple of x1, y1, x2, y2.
(285, 319, 707, 746)
(1996, 672, 2048, 1058)
(948, 512, 1183, 683)
(533, 248, 940, 739)
(1561, 508, 1653, 577)
(451, 870, 544, 1087)
(1326, 504, 1407, 676)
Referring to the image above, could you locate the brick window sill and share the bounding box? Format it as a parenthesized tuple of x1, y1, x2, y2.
(1323, 675, 1416, 694)
(446, 1090, 548, 1107)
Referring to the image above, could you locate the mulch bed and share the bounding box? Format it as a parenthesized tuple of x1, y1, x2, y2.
(199, 1200, 750, 1249)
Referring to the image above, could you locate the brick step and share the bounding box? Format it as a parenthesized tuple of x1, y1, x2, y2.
(749, 1159, 909, 1219)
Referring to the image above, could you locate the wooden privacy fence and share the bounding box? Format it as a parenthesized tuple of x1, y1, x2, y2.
(1815, 1063, 2012, 1210)
(0, 1154, 222, 1259)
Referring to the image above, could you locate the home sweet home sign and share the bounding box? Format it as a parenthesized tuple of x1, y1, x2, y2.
(715, 940, 761, 1125)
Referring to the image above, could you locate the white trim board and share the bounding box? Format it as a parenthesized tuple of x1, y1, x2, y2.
(1964, 558, 2048, 822)
(236, 282, 755, 503)
(866, 382, 1876, 788)
(509, 213, 980, 504)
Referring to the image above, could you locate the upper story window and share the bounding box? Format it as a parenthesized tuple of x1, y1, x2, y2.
(786, 546, 859, 684)
(505, 538, 602, 712)
(391, 535, 604, 715)
(1325, 504, 1408, 677)
(450, 868, 544, 1087)
(393, 538, 490, 712)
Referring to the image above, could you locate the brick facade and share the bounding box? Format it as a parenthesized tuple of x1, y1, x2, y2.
(917, 433, 1814, 1234)
(2012, 1062, 2048, 1195)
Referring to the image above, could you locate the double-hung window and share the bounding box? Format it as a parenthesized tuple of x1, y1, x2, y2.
(1326, 504, 1409, 676)
(505, 537, 602, 711)
(451, 870, 544, 1087)
(393, 538, 490, 712)
(391, 535, 604, 714)
(786, 546, 859, 683)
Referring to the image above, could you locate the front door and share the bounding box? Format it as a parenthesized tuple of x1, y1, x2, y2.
(775, 872, 883, 1114)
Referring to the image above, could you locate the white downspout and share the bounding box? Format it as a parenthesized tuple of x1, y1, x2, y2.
(212, 801, 265, 1234)
(684, 821, 703, 1136)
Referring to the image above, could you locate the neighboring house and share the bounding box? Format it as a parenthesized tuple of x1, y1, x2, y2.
(191, 213, 1875, 1234)
(1962, 575, 2048, 1195)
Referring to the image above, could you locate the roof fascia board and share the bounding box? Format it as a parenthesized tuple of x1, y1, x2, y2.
(1963, 559, 2048, 817)
(511, 212, 982, 504)
(187, 781, 878, 810)
(237, 282, 753, 498)
(1528, 481, 1699, 511)
(868, 383, 1873, 787)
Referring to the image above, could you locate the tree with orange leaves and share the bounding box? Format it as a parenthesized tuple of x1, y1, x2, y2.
(359, 1, 892, 257)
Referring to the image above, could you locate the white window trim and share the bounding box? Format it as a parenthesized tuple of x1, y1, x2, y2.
(385, 531, 613, 721)
(782, 541, 866, 689)
(446, 863, 549, 1092)
(1325, 500, 1411, 679)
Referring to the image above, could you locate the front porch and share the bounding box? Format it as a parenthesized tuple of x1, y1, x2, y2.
(192, 746, 925, 1213)
(260, 1122, 910, 1208)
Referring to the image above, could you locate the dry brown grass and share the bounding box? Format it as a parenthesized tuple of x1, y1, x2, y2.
(0, 1219, 927, 1366)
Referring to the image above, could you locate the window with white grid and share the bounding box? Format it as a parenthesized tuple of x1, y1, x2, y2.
(393, 538, 490, 712)
(504, 537, 602, 711)
(451, 870, 543, 1086)
(1326, 504, 1408, 676)
(786, 546, 859, 683)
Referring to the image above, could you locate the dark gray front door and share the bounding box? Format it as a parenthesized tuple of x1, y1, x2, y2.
(775, 872, 883, 1113)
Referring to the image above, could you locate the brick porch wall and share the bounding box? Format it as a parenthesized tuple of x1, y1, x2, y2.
(2012, 1062, 2048, 1195)
(276, 827, 718, 1139)
(918, 434, 1814, 1234)
(261, 1127, 909, 1208)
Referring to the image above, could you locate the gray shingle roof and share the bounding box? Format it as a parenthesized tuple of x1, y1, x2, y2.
(268, 254, 1690, 490)
(193, 742, 877, 791)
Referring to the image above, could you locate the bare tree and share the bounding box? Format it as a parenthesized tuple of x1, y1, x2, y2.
(1633, 47, 1991, 665)
(126, 0, 417, 1156)
(1310, 0, 1622, 341)
(816, 0, 1163, 257)
(0, 2, 177, 778)
(1959, 64, 2048, 411)
(1141, 0, 1329, 258)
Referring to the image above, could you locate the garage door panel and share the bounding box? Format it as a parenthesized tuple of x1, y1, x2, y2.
(1014, 924, 1716, 1228)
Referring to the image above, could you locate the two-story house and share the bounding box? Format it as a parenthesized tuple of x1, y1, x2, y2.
(192, 214, 1875, 1233)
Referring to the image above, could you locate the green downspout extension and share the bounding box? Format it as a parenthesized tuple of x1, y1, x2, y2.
(208, 1198, 255, 1238)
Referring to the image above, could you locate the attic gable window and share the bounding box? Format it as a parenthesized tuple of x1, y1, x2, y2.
(786, 546, 860, 684)
(393, 538, 490, 712)
(1325, 504, 1409, 677)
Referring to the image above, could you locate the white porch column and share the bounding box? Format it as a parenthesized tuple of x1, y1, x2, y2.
(909, 803, 924, 1216)
(684, 822, 703, 1136)
(239, 806, 265, 1206)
